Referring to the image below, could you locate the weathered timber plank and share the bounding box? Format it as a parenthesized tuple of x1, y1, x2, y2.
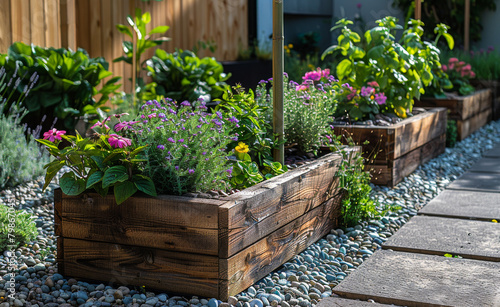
(367, 133, 445, 187)
(219, 151, 345, 258)
(332, 126, 392, 163)
(60, 193, 223, 255)
(220, 197, 340, 299)
(393, 108, 446, 159)
(60, 238, 219, 298)
(419, 190, 500, 220)
(382, 215, 500, 261)
(391, 133, 446, 186)
(333, 250, 500, 307)
(494, 96, 500, 120)
(416, 89, 492, 120)
(456, 108, 492, 140)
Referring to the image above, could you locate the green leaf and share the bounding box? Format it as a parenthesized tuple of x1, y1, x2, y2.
(116, 24, 133, 38)
(42, 160, 65, 191)
(336, 59, 352, 80)
(132, 175, 157, 197)
(149, 25, 169, 35)
(114, 180, 138, 205)
(102, 165, 129, 188)
(60, 172, 86, 196)
(36, 139, 59, 149)
(443, 33, 454, 50)
(86, 171, 104, 189)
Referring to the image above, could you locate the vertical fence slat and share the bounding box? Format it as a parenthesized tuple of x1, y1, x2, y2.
(75, 0, 90, 51)
(30, 0, 45, 47)
(89, 0, 102, 58)
(111, 0, 125, 93)
(60, 0, 77, 50)
(0, 0, 12, 52)
(44, 0, 61, 48)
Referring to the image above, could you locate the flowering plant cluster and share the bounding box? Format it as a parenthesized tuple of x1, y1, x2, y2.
(257, 72, 337, 154)
(442, 58, 476, 96)
(133, 99, 236, 195)
(37, 114, 156, 205)
(334, 81, 387, 120)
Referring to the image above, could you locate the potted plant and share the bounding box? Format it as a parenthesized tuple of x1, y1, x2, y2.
(320, 17, 448, 187)
(40, 93, 361, 299)
(415, 56, 492, 141)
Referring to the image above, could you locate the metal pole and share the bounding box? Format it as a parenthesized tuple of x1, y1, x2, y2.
(465, 0, 470, 51)
(272, 0, 284, 164)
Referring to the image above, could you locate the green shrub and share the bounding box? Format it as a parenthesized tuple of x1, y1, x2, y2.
(0, 42, 121, 131)
(446, 119, 458, 148)
(0, 204, 38, 250)
(145, 49, 230, 103)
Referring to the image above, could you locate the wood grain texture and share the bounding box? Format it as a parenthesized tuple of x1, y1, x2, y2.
(44, 0, 60, 48)
(54, 188, 62, 236)
(219, 152, 345, 258)
(220, 197, 341, 299)
(0, 0, 12, 52)
(59, 0, 77, 50)
(456, 108, 492, 140)
(29, 0, 45, 47)
(60, 193, 223, 255)
(61, 238, 220, 297)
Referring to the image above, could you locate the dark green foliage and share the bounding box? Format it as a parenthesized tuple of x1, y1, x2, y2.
(145, 49, 230, 103)
(0, 42, 121, 131)
(0, 204, 38, 250)
(446, 119, 458, 148)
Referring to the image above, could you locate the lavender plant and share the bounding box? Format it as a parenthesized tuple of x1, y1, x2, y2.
(134, 99, 236, 195)
(257, 71, 337, 154)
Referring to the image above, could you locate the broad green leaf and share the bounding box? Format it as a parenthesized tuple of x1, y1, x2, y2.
(36, 139, 59, 149)
(60, 172, 86, 196)
(116, 24, 133, 38)
(86, 171, 104, 189)
(102, 165, 129, 188)
(336, 59, 352, 80)
(114, 180, 138, 205)
(132, 175, 157, 196)
(443, 33, 454, 50)
(149, 25, 169, 35)
(42, 160, 65, 191)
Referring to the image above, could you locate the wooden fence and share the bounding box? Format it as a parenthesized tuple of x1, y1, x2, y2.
(0, 0, 248, 92)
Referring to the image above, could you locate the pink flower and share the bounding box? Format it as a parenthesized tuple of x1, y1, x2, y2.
(114, 122, 130, 132)
(321, 68, 330, 78)
(463, 64, 472, 71)
(303, 70, 322, 81)
(375, 93, 387, 105)
(448, 57, 459, 64)
(360, 86, 375, 97)
(367, 81, 379, 88)
(90, 120, 110, 130)
(442, 64, 448, 72)
(43, 129, 66, 142)
(356, 3, 362, 9)
(114, 113, 129, 119)
(296, 84, 309, 91)
(108, 134, 132, 149)
(470, 71, 476, 78)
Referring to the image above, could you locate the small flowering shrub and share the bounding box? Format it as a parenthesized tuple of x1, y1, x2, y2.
(257, 71, 337, 154)
(0, 204, 38, 250)
(441, 58, 476, 96)
(37, 115, 157, 205)
(134, 99, 235, 195)
(215, 85, 275, 165)
(334, 81, 388, 120)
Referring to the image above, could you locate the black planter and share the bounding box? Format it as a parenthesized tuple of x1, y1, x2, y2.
(223, 60, 272, 90)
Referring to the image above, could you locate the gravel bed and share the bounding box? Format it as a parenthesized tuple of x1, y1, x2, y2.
(1, 120, 500, 307)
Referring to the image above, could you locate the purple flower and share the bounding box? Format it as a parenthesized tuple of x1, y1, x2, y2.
(361, 86, 375, 97)
(175, 166, 179, 171)
(146, 100, 153, 105)
(158, 113, 166, 118)
(231, 136, 238, 141)
(172, 130, 178, 134)
(212, 119, 223, 127)
(148, 113, 157, 119)
(268, 77, 273, 82)
(182, 144, 188, 148)
(90, 121, 110, 130)
(167, 137, 175, 143)
(228, 116, 239, 124)
(141, 115, 146, 119)
(108, 134, 132, 149)
(202, 151, 207, 155)
(216, 111, 223, 119)
(226, 167, 233, 176)
(196, 124, 202, 129)
(181, 101, 191, 107)
(205, 158, 209, 161)
(157, 145, 165, 150)
(178, 139, 184, 143)
(188, 169, 195, 174)
(259, 80, 267, 85)
(375, 93, 387, 105)
(156, 126, 163, 129)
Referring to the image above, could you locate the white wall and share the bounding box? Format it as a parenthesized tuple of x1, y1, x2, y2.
(473, 0, 500, 51)
(256, 0, 273, 51)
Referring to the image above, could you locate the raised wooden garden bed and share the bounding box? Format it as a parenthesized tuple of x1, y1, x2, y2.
(332, 108, 447, 187)
(54, 149, 358, 300)
(471, 80, 500, 120)
(414, 89, 492, 140)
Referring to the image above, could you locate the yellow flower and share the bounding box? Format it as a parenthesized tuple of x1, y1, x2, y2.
(308, 64, 315, 70)
(288, 44, 293, 49)
(493, 219, 498, 223)
(235, 142, 249, 154)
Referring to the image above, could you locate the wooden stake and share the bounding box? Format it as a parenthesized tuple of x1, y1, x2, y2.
(272, 0, 284, 164)
(415, 0, 421, 20)
(465, 0, 470, 51)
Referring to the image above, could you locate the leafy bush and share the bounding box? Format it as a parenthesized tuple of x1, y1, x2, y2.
(441, 58, 476, 96)
(442, 47, 500, 81)
(37, 116, 156, 205)
(322, 17, 450, 119)
(257, 71, 336, 154)
(0, 204, 38, 250)
(146, 49, 230, 103)
(446, 119, 458, 148)
(134, 99, 236, 195)
(0, 42, 121, 131)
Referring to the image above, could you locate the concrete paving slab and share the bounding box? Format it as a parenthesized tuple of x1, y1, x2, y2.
(317, 297, 402, 307)
(447, 172, 500, 192)
(484, 144, 500, 158)
(382, 215, 500, 261)
(333, 249, 500, 307)
(468, 157, 500, 173)
(419, 190, 500, 220)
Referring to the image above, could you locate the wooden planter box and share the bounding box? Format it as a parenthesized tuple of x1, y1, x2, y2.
(414, 89, 492, 140)
(54, 149, 358, 300)
(471, 80, 500, 120)
(332, 108, 447, 187)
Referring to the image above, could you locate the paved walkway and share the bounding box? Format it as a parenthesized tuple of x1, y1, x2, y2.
(318, 144, 500, 307)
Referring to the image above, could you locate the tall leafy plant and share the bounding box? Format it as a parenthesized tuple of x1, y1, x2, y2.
(0, 43, 120, 131)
